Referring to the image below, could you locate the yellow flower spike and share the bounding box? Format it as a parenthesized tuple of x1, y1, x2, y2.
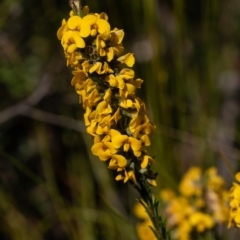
(117, 53, 135, 67)
(111, 154, 127, 167)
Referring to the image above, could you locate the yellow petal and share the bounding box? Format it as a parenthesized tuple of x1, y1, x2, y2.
(125, 83, 136, 94)
(72, 32, 85, 48)
(104, 142, 118, 154)
(89, 62, 102, 74)
(113, 29, 124, 44)
(107, 47, 114, 62)
(79, 24, 91, 37)
(115, 174, 124, 181)
(67, 44, 77, 53)
(57, 19, 68, 40)
(108, 159, 118, 169)
(141, 134, 151, 146)
(117, 53, 135, 67)
(110, 129, 121, 138)
(129, 137, 142, 151)
(112, 154, 127, 167)
(119, 99, 133, 108)
(68, 16, 82, 29)
(110, 108, 121, 123)
(112, 135, 128, 149)
(91, 142, 103, 156)
(71, 70, 86, 86)
(141, 155, 149, 168)
(82, 14, 97, 25)
(97, 19, 110, 33)
(84, 107, 91, 126)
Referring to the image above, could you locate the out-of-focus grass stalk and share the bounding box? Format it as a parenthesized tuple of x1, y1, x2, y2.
(35, 124, 79, 239)
(66, 134, 96, 240)
(0, 185, 41, 240)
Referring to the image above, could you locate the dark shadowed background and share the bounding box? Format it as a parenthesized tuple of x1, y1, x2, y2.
(1, 0, 240, 239)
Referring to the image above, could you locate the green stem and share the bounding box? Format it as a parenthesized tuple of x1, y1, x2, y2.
(131, 176, 171, 240)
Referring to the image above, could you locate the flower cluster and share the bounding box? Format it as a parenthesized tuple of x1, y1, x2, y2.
(134, 167, 229, 240)
(228, 172, 240, 228)
(57, 5, 156, 185)
(160, 167, 229, 240)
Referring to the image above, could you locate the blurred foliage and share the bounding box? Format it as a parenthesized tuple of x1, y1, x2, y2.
(1, 0, 240, 239)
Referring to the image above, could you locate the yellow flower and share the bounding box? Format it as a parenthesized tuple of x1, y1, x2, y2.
(96, 29, 124, 61)
(91, 141, 117, 160)
(89, 61, 114, 75)
(111, 130, 142, 157)
(67, 15, 96, 37)
(89, 15, 110, 36)
(115, 168, 137, 184)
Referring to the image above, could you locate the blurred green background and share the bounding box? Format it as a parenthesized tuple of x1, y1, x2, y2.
(1, 0, 240, 239)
